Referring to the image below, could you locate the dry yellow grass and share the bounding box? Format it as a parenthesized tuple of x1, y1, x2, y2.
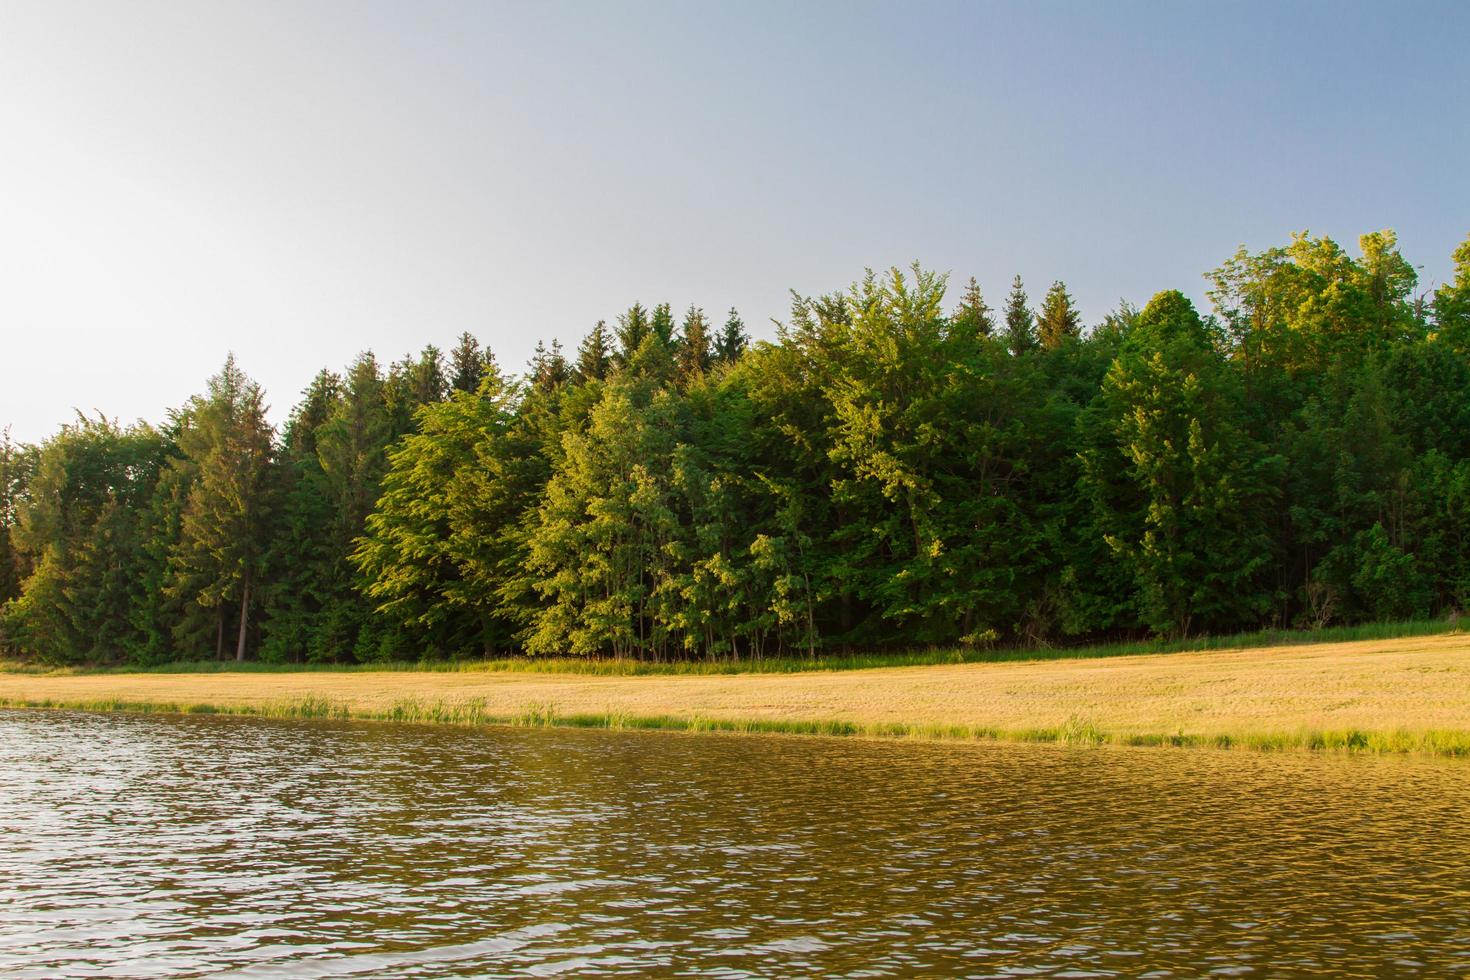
(3, 633, 1469, 751)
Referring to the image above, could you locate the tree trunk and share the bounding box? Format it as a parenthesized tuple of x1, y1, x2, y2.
(235, 571, 251, 662)
(216, 606, 225, 660)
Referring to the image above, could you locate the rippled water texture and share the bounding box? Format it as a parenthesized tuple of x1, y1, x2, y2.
(3, 711, 1470, 977)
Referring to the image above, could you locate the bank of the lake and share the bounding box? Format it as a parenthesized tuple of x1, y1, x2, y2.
(4, 631, 1469, 755)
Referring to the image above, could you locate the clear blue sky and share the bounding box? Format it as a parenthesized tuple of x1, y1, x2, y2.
(1, 0, 1466, 441)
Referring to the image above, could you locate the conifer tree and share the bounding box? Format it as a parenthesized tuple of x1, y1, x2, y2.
(259, 369, 340, 662)
(1036, 280, 1082, 350)
(530, 340, 569, 391)
(167, 356, 275, 660)
(1004, 275, 1036, 355)
(616, 303, 650, 361)
(450, 332, 490, 394)
(951, 276, 995, 338)
(651, 302, 676, 346)
(410, 345, 449, 405)
(678, 305, 711, 381)
(714, 307, 749, 363)
(576, 320, 613, 381)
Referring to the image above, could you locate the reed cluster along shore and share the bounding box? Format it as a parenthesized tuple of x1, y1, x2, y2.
(4, 692, 1470, 757)
(3, 630, 1469, 757)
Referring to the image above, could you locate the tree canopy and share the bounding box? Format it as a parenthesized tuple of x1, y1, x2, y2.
(4, 229, 1469, 664)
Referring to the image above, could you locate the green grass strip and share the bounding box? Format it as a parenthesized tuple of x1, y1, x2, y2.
(4, 695, 1469, 758)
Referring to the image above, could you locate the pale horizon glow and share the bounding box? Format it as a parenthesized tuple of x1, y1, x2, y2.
(1, 0, 1467, 442)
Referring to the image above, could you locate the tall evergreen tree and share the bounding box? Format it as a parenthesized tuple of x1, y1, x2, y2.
(530, 340, 570, 391)
(951, 276, 995, 338)
(259, 369, 341, 663)
(714, 308, 749, 364)
(678, 305, 711, 381)
(576, 320, 614, 381)
(651, 302, 676, 346)
(1004, 275, 1036, 355)
(1036, 280, 1082, 349)
(450, 332, 491, 394)
(409, 345, 449, 406)
(616, 303, 651, 361)
(167, 356, 275, 661)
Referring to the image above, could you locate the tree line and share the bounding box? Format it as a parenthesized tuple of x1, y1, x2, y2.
(3, 230, 1469, 664)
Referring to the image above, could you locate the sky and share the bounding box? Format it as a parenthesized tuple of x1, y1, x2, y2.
(1, 0, 1467, 442)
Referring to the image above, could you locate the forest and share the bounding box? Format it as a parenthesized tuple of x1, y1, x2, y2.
(2, 229, 1468, 665)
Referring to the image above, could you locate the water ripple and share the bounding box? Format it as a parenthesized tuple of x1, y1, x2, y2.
(2, 710, 1469, 977)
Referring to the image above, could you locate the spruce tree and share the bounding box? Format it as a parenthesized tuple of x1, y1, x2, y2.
(530, 340, 569, 391)
(1003, 275, 1036, 355)
(409, 345, 449, 405)
(1036, 280, 1082, 350)
(450, 332, 489, 394)
(167, 355, 275, 661)
(616, 303, 650, 361)
(576, 320, 613, 381)
(714, 307, 749, 363)
(651, 302, 676, 346)
(951, 276, 995, 338)
(678, 305, 711, 380)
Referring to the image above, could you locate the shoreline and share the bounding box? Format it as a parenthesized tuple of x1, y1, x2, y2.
(4, 632, 1469, 757)
(5, 695, 1470, 757)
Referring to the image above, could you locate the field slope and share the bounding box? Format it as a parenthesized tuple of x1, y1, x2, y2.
(4, 633, 1469, 754)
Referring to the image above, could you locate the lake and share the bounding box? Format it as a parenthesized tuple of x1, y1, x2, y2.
(2, 710, 1468, 977)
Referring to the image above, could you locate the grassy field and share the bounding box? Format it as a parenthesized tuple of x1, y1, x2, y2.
(3, 630, 1469, 756)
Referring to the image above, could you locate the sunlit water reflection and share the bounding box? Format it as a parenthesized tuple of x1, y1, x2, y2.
(2, 710, 1469, 977)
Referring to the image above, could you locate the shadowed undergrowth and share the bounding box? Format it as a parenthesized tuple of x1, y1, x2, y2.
(0, 618, 1456, 677)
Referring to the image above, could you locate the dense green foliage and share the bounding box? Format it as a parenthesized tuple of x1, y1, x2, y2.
(4, 231, 1469, 664)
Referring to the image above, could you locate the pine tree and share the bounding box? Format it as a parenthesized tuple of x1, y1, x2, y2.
(1004, 275, 1036, 355)
(951, 277, 995, 338)
(714, 307, 749, 363)
(1036, 280, 1082, 350)
(678, 305, 711, 381)
(576, 320, 613, 381)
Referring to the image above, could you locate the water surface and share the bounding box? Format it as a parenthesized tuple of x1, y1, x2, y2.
(2, 710, 1468, 977)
